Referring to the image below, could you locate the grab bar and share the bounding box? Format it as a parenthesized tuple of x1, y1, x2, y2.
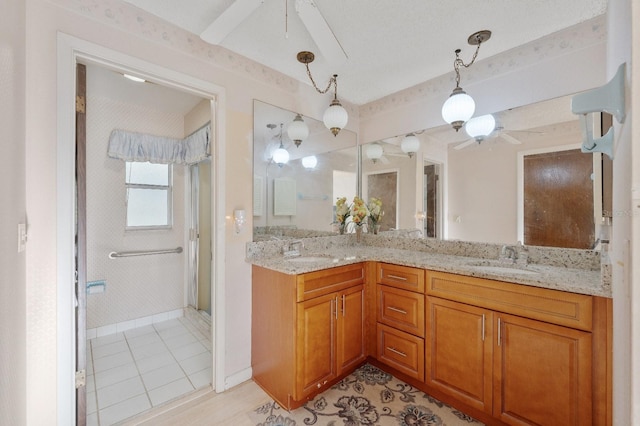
(108, 246, 183, 259)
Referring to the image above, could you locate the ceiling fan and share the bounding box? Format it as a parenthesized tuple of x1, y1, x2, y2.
(453, 125, 543, 150)
(199, 0, 348, 64)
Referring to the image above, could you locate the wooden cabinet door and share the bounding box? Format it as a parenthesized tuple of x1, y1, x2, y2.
(336, 285, 366, 375)
(295, 292, 337, 399)
(494, 313, 592, 426)
(426, 297, 493, 414)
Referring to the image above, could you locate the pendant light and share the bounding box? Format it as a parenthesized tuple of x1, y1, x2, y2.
(287, 114, 309, 147)
(272, 123, 289, 167)
(366, 143, 384, 163)
(441, 30, 491, 131)
(297, 51, 348, 137)
(301, 155, 318, 169)
(400, 133, 420, 158)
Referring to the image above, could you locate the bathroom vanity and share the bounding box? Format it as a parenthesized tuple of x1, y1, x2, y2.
(249, 239, 611, 425)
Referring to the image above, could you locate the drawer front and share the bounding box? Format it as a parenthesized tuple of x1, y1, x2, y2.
(377, 285, 425, 337)
(425, 270, 593, 331)
(297, 263, 364, 301)
(378, 263, 425, 293)
(377, 323, 424, 381)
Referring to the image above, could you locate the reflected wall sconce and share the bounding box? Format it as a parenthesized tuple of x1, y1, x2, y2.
(233, 209, 246, 234)
(271, 123, 289, 167)
(297, 51, 348, 137)
(301, 155, 318, 169)
(287, 114, 309, 147)
(571, 63, 626, 160)
(400, 133, 420, 158)
(465, 114, 496, 143)
(441, 30, 491, 132)
(366, 143, 384, 164)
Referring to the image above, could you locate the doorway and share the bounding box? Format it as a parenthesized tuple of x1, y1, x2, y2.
(58, 34, 226, 426)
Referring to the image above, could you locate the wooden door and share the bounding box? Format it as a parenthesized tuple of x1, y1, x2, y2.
(523, 149, 594, 248)
(296, 292, 337, 399)
(426, 297, 493, 414)
(493, 313, 592, 426)
(336, 285, 365, 374)
(75, 63, 87, 426)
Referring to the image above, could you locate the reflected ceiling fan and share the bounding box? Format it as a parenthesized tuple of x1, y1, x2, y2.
(199, 0, 348, 64)
(453, 114, 543, 151)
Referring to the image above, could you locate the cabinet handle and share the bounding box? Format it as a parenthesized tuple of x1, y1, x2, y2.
(386, 346, 407, 357)
(481, 314, 485, 341)
(387, 306, 407, 315)
(342, 294, 346, 317)
(387, 274, 408, 281)
(497, 318, 502, 346)
(335, 297, 338, 319)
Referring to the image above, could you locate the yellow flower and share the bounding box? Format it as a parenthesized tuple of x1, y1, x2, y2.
(335, 197, 350, 224)
(350, 196, 369, 225)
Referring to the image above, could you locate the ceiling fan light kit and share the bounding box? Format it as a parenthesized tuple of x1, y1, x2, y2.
(297, 50, 348, 137)
(442, 30, 491, 132)
(366, 143, 384, 163)
(465, 114, 496, 142)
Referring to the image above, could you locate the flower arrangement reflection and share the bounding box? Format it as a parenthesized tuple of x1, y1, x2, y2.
(335, 197, 351, 234)
(367, 198, 384, 234)
(350, 197, 369, 228)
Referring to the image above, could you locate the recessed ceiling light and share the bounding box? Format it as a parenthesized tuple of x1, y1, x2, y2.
(123, 74, 146, 83)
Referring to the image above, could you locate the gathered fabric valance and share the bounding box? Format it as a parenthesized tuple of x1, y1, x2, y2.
(107, 124, 210, 165)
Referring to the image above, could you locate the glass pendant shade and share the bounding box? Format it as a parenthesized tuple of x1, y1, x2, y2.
(401, 134, 420, 158)
(301, 155, 318, 169)
(287, 114, 309, 147)
(441, 87, 475, 131)
(465, 114, 496, 141)
(272, 145, 289, 167)
(323, 99, 348, 136)
(366, 143, 383, 162)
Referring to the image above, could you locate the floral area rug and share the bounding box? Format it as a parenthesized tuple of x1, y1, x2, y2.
(249, 364, 483, 425)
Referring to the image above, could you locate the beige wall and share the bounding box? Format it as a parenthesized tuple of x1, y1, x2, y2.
(85, 93, 186, 329)
(0, 0, 26, 423)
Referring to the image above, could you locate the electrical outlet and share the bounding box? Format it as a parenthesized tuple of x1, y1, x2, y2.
(17, 223, 27, 252)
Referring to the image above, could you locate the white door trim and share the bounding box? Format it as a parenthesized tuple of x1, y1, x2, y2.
(56, 32, 227, 425)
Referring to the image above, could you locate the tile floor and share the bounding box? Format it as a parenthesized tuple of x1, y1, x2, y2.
(85, 317, 212, 425)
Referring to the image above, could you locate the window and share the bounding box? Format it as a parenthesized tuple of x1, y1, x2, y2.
(125, 161, 172, 229)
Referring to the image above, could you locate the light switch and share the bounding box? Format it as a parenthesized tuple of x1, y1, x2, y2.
(17, 223, 27, 252)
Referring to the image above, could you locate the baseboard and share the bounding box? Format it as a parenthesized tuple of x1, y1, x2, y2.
(225, 366, 253, 390)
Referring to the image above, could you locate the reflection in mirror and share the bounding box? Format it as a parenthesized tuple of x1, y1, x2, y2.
(362, 94, 609, 249)
(433, 94, 606, 248)
(253, 100, 358, 241)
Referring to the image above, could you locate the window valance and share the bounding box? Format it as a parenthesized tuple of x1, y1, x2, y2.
(107, 124, 210, 165)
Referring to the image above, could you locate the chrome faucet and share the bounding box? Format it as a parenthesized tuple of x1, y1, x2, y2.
(283, 239, 304, 257)
(500, 245, 518, 263)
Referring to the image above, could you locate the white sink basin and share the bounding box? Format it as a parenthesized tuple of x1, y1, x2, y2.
(472, 265, 539, 275)
(286, 256, 335, 263)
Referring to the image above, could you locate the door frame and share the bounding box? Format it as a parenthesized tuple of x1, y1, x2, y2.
(56, 33, 227, 424)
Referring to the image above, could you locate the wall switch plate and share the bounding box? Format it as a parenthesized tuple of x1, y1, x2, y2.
(17, 223, 27, 252)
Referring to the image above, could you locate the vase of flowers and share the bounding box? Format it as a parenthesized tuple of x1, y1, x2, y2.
(368, 198, 383, 234)
(350, 196, 369, 242)
(335, 197, 350, 234)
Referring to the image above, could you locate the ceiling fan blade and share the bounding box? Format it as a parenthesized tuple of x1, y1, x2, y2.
(380, 155, 390, 164)
(295, 0, 348, 64)
(200, 0, 264, 44)
(500, 133, 523, 145)
(453, 139, 475, 150)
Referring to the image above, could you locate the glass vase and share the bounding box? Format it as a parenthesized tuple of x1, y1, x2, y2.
(355, 225, 362, 243)
(373, 224, 381, 235)
(338, 223, 346, 235)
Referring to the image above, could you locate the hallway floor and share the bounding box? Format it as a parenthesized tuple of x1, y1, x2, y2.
(86, 316, 212, 425)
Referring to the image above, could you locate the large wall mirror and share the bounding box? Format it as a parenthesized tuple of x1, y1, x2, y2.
(360, 94, 612, 249)
(253, 100, 358, 241)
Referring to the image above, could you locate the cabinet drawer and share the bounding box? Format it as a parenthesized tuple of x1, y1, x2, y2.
(297, 263, 364, 301)
(377, 285, 425, 337)
(378, 263, 425, 293)
(377, 323, 424, 381)
(425, 270, 593, 331)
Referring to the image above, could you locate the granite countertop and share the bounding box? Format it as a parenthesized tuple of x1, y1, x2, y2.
(248, 240, 610, 298)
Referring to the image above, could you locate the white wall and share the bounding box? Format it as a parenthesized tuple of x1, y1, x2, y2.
(606, 0, 635, 424)
(0, 0, 26, 423)
(85, 92, 186, 329)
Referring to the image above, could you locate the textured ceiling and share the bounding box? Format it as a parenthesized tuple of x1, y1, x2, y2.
(122, 0, 607, 105)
